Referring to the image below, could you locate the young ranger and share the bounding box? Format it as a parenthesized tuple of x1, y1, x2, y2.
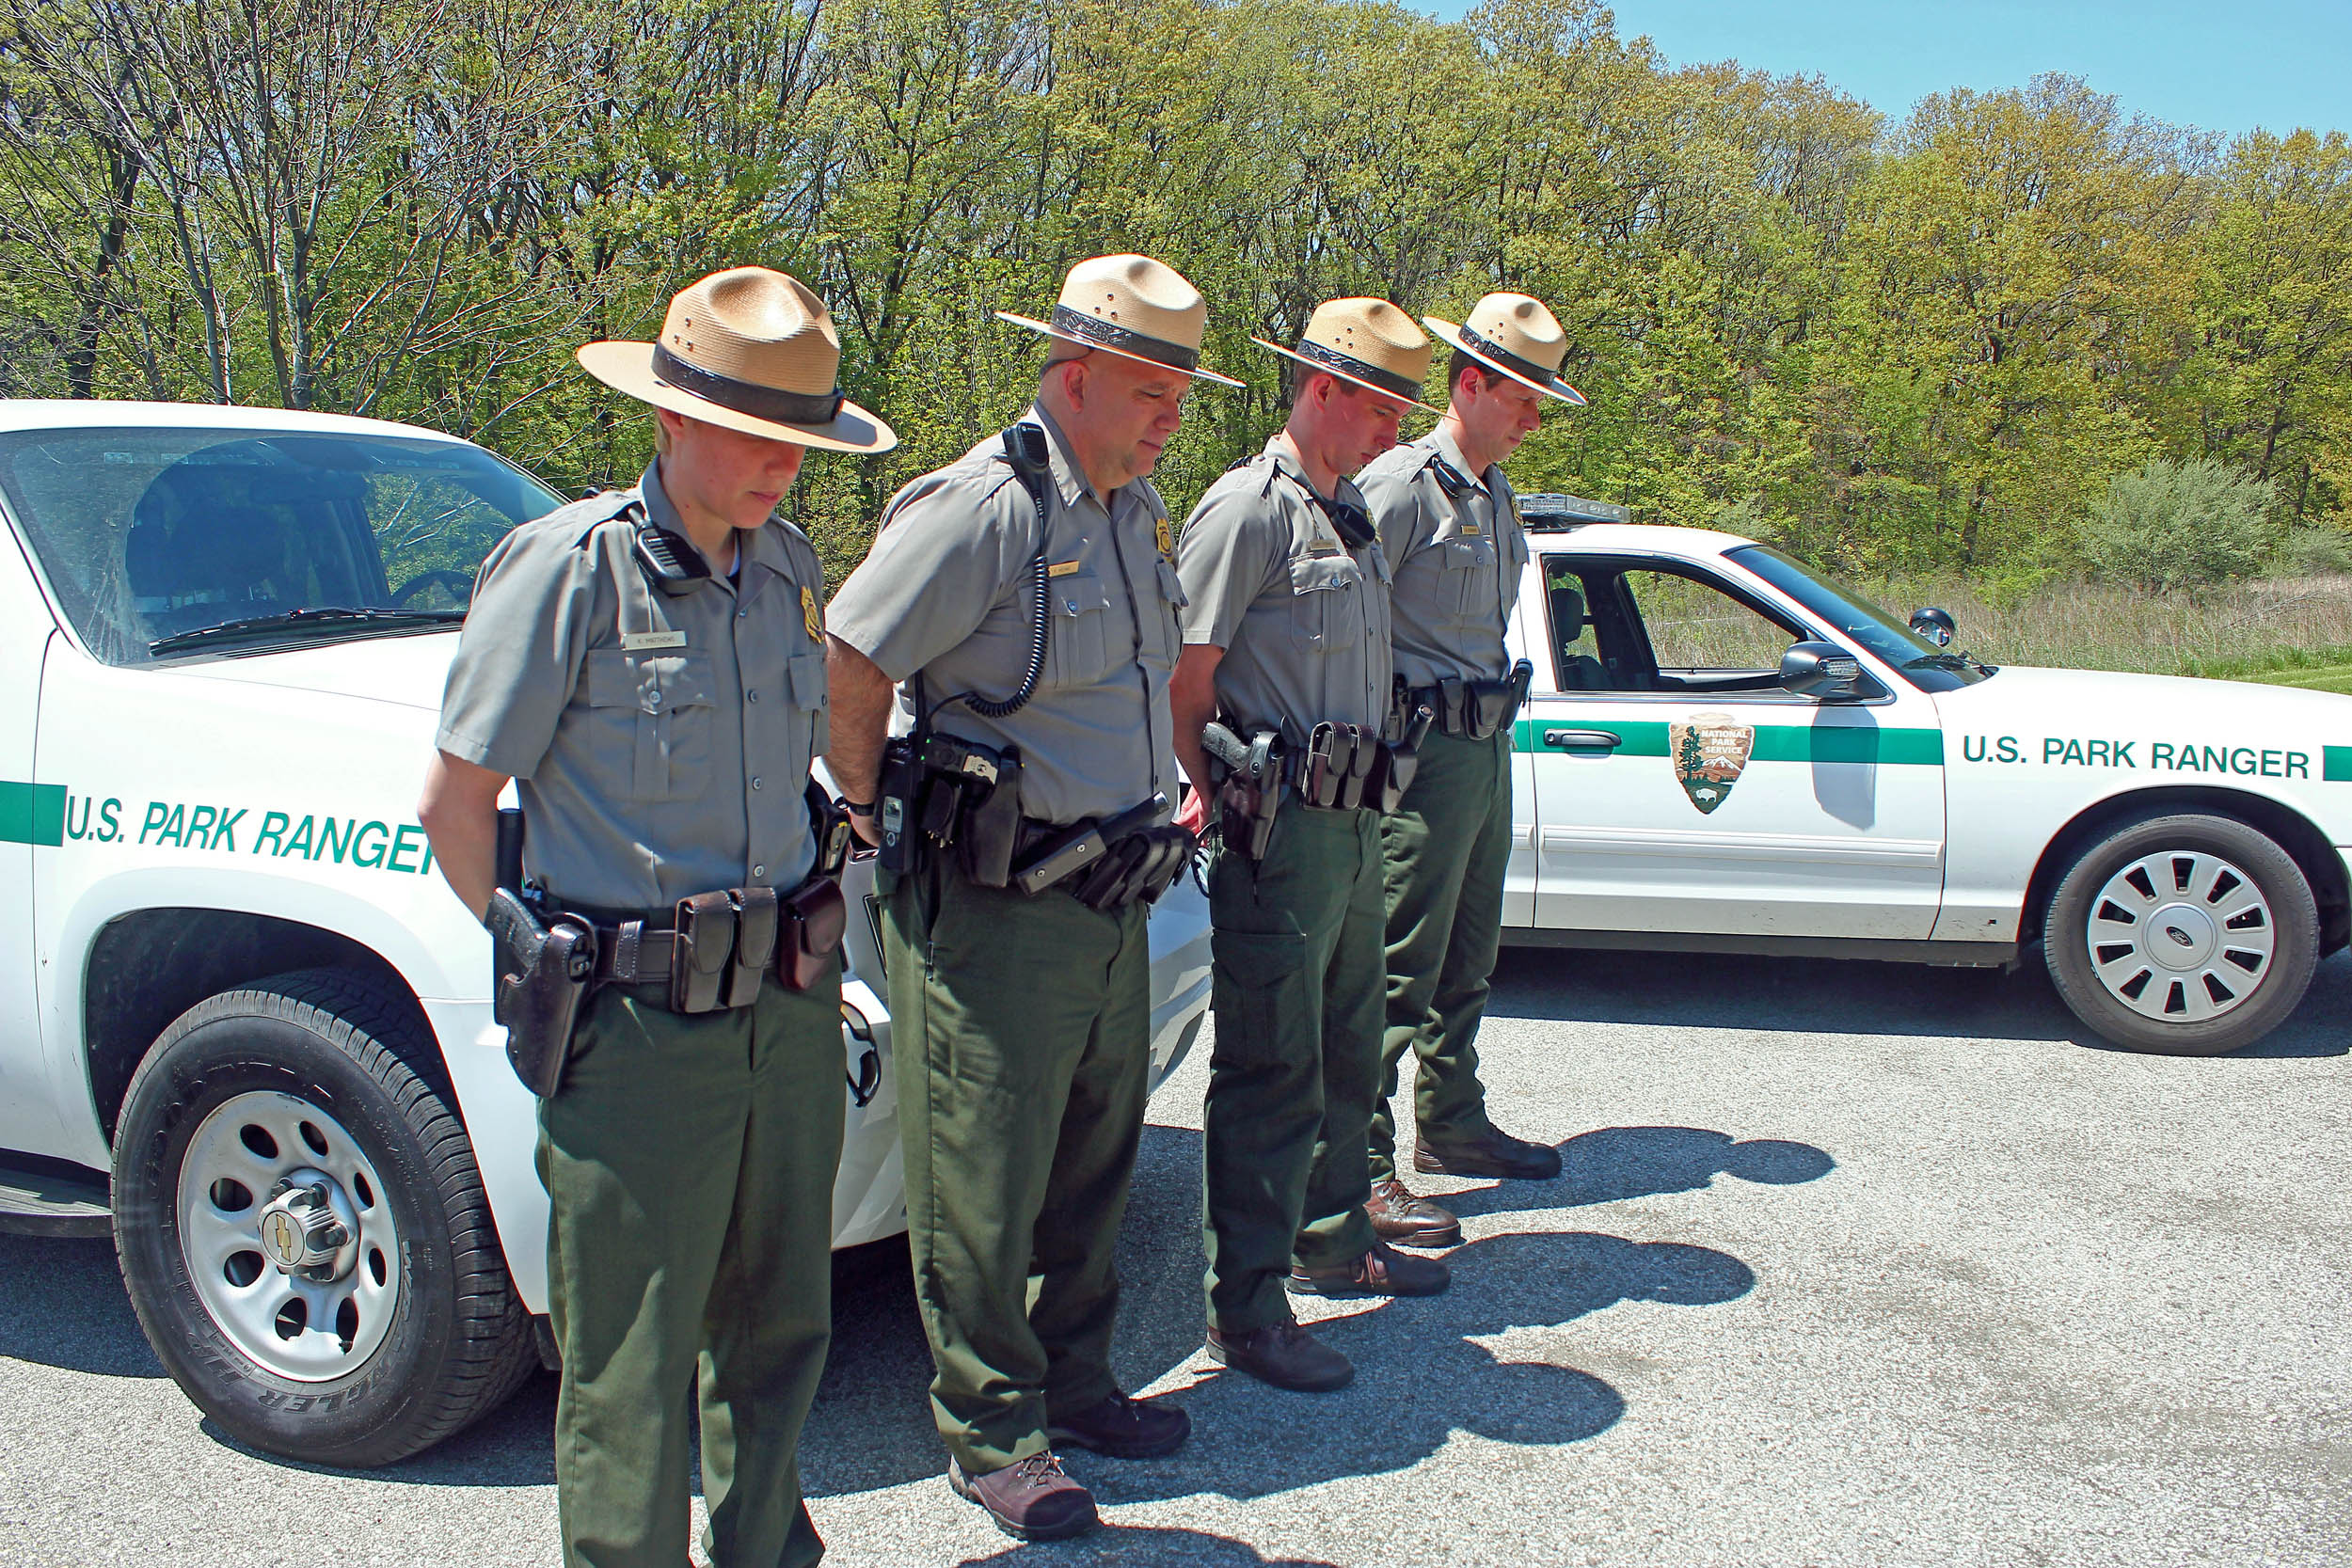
(1354, 293, 1587, 1239)
(1169, 298, 1450, 1396)
(418, 269, 892, 1568)
(824, 255, 1229, 1543)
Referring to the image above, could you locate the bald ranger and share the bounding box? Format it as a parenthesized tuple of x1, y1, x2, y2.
(1354, 293, 1588, 1238)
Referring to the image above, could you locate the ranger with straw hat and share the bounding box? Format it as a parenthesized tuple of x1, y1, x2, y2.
(1354, 292, 1586, 1243)
(825, 254, 1231, 1543)
(1168, 297, 1452, 1398)
(421, 265, 892, 1568)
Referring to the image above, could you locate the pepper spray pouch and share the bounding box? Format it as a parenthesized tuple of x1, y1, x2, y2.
(670, 891, 738, 1014)
(723, 886, 778, 1008)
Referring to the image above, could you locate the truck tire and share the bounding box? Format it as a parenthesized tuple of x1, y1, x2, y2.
(112, 968, 535, 1465)
(2043, 812, 2318, 1056)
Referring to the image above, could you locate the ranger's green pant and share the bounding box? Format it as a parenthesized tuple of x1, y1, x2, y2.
(539, 970, 845, 1568)
(1372, 725, 1512, 1183)
(1202, 801, 1383, 1333)
(881, 856, 1152, 1475)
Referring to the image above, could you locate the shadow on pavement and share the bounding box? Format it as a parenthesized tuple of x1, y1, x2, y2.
(0, 1231, 162, 1378)
(957, 1526, 1341, 1565)
(1437, 1124, 1835, 1221)
(1485, 944, 2352, 1058)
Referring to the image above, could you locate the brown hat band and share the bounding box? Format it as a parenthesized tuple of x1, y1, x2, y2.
(1459, 325, 1560, 391)
(1291, 339, 1423, 403)
(651, 342, 846, 428)
(1050, 304, 1200, 372)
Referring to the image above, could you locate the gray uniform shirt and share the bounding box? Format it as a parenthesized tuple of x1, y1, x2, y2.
(435, 462, 831, 909)
(1356, 425, 1528, 689)
(1176, 435, 1393, 747)
(827, 404, 1180, 826)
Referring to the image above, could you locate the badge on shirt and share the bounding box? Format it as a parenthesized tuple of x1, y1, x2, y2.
(620, 629, 688, 651)
(801, 584, 823, 642)
(1155, 514, 1176, 564)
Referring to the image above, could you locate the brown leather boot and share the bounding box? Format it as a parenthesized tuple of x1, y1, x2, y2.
(1414, 1123, 1562, 1180)
(1287, 1239, 1451, 1299)
(1365, 1178, 1461, 1248)
(947, 1452, 1098, 1541)
(1206, 1319, 1354, 1392)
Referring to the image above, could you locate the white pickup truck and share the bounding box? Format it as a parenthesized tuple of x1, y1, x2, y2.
(0, 401, 1213, 1467)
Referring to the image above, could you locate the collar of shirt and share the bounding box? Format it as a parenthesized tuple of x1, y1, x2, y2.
(1428, 425, 1502, 503)
(1026, 403, 1107, 514)
(640, 459, 789, 588)
(1263, 433, 1370, 548)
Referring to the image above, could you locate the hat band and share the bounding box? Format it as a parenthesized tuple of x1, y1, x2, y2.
(651, 343, 845, 428)
(1291, 338, 1423, 403)
(1458, 325, 1562, 391)
(1049, 304, 1200, 372)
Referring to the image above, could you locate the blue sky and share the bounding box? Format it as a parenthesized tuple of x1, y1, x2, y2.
(1412, 1, 2348, 138)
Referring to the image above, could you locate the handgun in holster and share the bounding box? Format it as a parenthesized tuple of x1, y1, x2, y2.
(805, 778, 852, 879)
(1202, 720, 1280, 861)
(485, 807, 597, 1099)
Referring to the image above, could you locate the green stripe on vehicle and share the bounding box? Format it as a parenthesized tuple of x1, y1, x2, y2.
(0, 782, 67, 846)
(1513, 718, 1943, 765)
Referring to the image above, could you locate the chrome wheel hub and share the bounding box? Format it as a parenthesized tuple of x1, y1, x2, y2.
(2086, 850, 2275, 1024)
(177, 1091, 401, 1381)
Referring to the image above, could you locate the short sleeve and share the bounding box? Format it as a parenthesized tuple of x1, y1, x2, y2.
(826, 468, 1028, 681)
(1359, 455, 1434, 566)
(1175, 480, 1283, 649)
(433, 524, 598, 780)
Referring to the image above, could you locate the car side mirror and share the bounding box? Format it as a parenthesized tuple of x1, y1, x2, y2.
(1910, 606, 1955, 647)
(1780, 641, 1864, 701)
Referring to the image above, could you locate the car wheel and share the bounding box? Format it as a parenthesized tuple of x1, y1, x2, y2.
(2043, 812, 2318, 1055)
(112, 968, 535, 1465)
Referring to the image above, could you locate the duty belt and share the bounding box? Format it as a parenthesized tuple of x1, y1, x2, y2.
(1408, 659, 1534, 742)
(559, 874, 846, 1010)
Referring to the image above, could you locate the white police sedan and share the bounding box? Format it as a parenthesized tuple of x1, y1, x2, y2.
(1502, 496, 2352, 1055)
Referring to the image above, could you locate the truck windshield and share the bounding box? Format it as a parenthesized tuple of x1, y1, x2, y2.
(1727, 545, 1994, 692)
(0, 425, 566, 666)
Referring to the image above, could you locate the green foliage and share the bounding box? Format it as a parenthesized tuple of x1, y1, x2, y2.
(2274, 526, 2352, 578)
(0, 0, 2344, 578)
(2076, 459, 2277, 594)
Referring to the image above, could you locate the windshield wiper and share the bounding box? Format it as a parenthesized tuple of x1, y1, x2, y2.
(1903, 649, 1998, 675)
(150, 606, 464, 656)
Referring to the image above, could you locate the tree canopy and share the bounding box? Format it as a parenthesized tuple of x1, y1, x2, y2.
(2, 0, 2345, 581)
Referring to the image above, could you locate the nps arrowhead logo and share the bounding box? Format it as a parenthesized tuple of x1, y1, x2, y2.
(1671, 713, 1754, 815)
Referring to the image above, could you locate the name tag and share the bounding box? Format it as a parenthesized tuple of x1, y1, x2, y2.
(621, 630, 688, 651)
(1047, 560, 1083, 578)
(1459, 523, 1483, 537)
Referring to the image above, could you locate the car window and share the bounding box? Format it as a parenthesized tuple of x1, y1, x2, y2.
(1623, 569, 1800, 673)
(0, 427, 565, 666)
(1728, 544, 1993, 691)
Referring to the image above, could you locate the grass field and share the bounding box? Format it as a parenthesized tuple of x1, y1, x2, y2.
(1861, 573, 2352, 694)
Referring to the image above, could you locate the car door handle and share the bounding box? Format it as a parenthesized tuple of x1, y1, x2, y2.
(1545, 729, 1622, 751)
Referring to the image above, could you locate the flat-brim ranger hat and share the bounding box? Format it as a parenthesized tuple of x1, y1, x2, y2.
(1252, 297, 1437, 412)
(577, 267, 897, 453)
(1422, 293, 1587, 406)
(997, 254, 1244, 388)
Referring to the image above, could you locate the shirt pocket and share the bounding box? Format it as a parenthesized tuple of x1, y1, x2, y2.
(1045, 566, 1114, 687)
(585, 649, 716, 802)
(1439, 535, 1498, 623)
(1288, 553, 1364, 655)
(787, 648, 830, 754)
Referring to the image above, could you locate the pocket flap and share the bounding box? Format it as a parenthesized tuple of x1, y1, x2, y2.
(787, 649, 829, 709)
(1288, 555, 1357, 595)
(1053, 567, 1112, 617)
(587, 649, 715, 712)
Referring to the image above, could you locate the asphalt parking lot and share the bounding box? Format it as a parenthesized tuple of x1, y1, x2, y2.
(4, 945, 2347, 1567)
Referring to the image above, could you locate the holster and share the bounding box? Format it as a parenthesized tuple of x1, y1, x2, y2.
(776, 875, 847, 990)
(805, 779, 852, 879)
(486, 888, 596, 1099)
(958, 749, 1025, 888)
(671, 891, 737, 1014)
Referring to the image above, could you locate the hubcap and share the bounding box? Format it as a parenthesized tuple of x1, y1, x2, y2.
(176, 1091, 401, 1382)
(2085, 850, 2275, 1024)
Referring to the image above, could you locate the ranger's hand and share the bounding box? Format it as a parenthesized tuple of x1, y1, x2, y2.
(1174, 784, 1210, 837)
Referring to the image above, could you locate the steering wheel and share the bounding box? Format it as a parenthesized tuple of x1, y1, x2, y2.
(389, 569, 474, 608)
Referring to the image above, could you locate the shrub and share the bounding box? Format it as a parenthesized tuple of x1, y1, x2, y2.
(2075, 458, 2276, 594)
(2274, 526, 2352, 578)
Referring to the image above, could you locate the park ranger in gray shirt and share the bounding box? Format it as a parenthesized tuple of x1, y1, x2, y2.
(1355, 293, 1589, 1238)
(1169, 298, 1451, 1399)
(420, 269, 893, 1568)
(825, 255, 1232, 1544)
